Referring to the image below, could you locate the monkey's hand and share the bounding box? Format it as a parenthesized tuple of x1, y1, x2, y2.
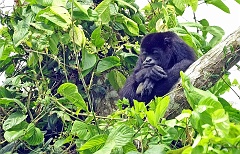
(135, 67, 149, 83)
(136, 78, 154, 97)
(149, 65, 167, 81)
(135, 65, 167, 83)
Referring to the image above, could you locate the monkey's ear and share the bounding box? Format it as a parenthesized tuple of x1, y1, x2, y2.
(164, 37, 171, 45)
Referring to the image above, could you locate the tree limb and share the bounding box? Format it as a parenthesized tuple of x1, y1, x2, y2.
(165, 27, 240, 119)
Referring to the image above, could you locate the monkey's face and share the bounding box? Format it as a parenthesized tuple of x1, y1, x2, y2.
(140, 45, 172, 69)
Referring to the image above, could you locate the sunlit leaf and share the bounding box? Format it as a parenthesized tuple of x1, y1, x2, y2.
(57, 83, 87, 111)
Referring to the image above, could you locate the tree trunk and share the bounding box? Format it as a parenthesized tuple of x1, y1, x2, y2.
(165, 27, 240, 119)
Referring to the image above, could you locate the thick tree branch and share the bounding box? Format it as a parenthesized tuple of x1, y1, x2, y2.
(165, 27, 240, 119)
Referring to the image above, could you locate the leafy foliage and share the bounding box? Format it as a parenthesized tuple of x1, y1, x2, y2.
(0, 0, 239, 153)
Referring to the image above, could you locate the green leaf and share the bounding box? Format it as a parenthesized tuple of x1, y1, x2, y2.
(37, 6, 71, 30)
(207, 0, 230, 13)
(4, 129, 25, 142)
(71, 121, 94, 140)
(13, 20, 30, 46)
(144, 145, 166, 154)
(82, 50, 97, 71)
(146, 111, 156, 126)
(122, 16, 139, 36)
(236, 0, 240, 4)
(0, 39, 12, 60)
(173, 0, 185, 11)
(209, 75, 230, 96)
(73, 0, 89, 19)
(52, 0, 67, 7)
(91, 27, 105, 48)
(25, 127, 44, 145)
(95, 0, 112, 24)
(187, 0, 198, 12)
(0, 98, 27, 113)
(180, 22, 203, 29)
(180, 71, 218, 108)
(57, 83, 87, 111)
(95, 124, 134, 154)
(107, 70, 126, 90)
(3, 112, 27, 131)
(80, 134, 108, 152)
(212, 109, 230, 137)
(155, 96, 170, 121)
(37, 0, 53, 6)
(207, 26, 225, 47)
(54, 136, 72, 149)
(69, 25, 86, 47)
(27, 52, 38, 67)
(96, 56, 120, 73)
(30, 22, 54, 35)
(116, 0, 137, 13)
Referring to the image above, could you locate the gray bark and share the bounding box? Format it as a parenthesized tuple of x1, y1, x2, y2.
(165, 27, 240, 119)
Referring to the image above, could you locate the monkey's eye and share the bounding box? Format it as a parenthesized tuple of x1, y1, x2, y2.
(142, 51, 147, 55)
(152, 50, 159, 54)
(164, 37, 171, 45)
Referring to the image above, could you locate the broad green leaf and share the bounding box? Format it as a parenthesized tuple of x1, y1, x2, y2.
(82, 50, 97, 71)
(80, 134, 108, 152)
(73, 0, 89, 19)
(107, 70, 126, 90)
(0, 39, 12, 60)
(96, 56, 120, 73)
(207, 0, 230, 13)
(187, 0, 198, 12)
(209, 75, 230, 96)
(198, 97, 223, 114)
(0, 98, 27, 113)
(212, 109, 230, 137)
(180, 71, 218, 108)
(52, 0, 67, 7)
(69, 25, 86, 47)
(57, 83, 87, 111)
(155, 96, 170, 121)
(95, 0, 112, 24)
(116, 0, 137, 13)
(236, 0, 240, 4)
(71, 121, 93, 140)
(25, 127, 44, 145)
(49, 34, 59, 55)
(144, 145, 166, 154)
(173, 0, 185, 11)
(4, 129, 25, 142)
(207, 26, 225, 36)
(13, 20, 30, 46)
(146, 111, 156, 126)
(54, 136, 72, 149)
(3, 112, 27, 131)
(207, 26, 224, 47)
(37, 6, 71, 30)
(180, 22, 203, 29)
(27, 52, 38, 67)
(37, 0, 53, 6)
(0, 87, 12, 98)
(30, 22, 54, 35)
(122, 16, 139, 36)
(95, 124, 134, 154)
(22, 123, 35, 140)
(91, 27, 105, 48)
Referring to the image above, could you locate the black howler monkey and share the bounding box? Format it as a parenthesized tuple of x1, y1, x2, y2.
(119, 31, 196, 105)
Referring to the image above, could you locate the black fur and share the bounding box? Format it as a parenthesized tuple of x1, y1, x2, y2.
(119, 31, 196, 105)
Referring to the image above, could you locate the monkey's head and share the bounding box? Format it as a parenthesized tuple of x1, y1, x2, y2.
(140, 31, 196, 69)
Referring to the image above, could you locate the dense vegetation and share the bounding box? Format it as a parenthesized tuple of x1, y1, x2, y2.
(0, 0, 240, 153)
